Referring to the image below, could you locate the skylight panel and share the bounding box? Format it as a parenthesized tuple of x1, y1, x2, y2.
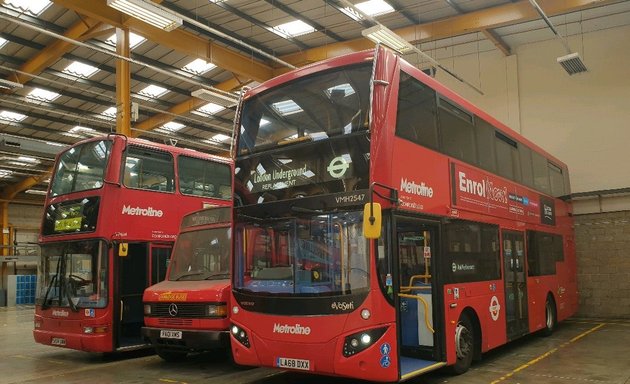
(26, 88, 61, 103)
(271, 100, 303, 116)
(4, 0, 51, 16)
(182, 59, 216, 76)
(160, 122, 185, 132)
(0, 110, 27, 122)
(63, 61, 100, 78)
(341, 0, 395, 20)
(326, 83, 356, 98)
(139, 84, 169, 99)
(106, 32, 147, 49)
(65, 126, 100, 138)
(194, 102, 225, 116)
(0, 169, 14, 179)
(0, 37, 8, 49)
(271, 20, 315, 39)
(212, 134, 230, 142)
(101, 107, 117, 120)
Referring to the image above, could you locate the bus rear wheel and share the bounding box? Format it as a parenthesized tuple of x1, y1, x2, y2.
(451, 314, 474, 375)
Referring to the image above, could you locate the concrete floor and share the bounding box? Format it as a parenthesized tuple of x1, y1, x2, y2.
(2, 306, 629, 384)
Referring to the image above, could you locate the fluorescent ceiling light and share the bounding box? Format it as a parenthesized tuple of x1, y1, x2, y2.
(341, 0, 394, 20)
(0, 37, 8, 49)
(17, 156, 39, 164)
(106, 32, 147, 49)
(0, 110, 27, 122)
(107, 0, 183, 32)
(0, 169, 14, 178)
(160, 122, 185, 132)
(361, 24, 413, 54)
(191, 88, 238, 107)
(0, 79, 23, 90)
(63, 61, 100, 78)
(46, 141, 66, 147)
(271, 20, 315, 38)
(182, 59, 216, 76)
(139, 84, 169, 98)
(25, 189, 48, 195)
(4, 0, 51, 16)
(101, 107, 117, 120)
(27, 88, 61, 103)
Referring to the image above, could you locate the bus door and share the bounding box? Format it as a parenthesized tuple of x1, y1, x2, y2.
(502, 231, 528, 340)
(150, 244, 172, 285)
(116, 242, 149, 349)
(394, 217, 444, 376)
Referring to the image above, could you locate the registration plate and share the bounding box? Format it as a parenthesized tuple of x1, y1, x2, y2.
(160, 330, 182, 339)
(276, 357, 310, 371)
(51, 337, 66, 346)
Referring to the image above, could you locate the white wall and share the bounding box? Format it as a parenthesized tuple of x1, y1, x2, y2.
(411, 14, 630, 213)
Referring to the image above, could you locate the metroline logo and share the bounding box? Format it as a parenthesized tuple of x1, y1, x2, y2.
(272, 323, 311, 335)
(121, 205, 164, 217)
(400, 178, 434, 198)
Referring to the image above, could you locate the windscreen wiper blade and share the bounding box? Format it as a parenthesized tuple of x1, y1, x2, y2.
(204, 273, 230, 280)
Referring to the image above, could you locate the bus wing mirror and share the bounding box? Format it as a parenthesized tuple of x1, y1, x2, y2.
(118, 242, 128, 257)
(363, 202, 382, 239)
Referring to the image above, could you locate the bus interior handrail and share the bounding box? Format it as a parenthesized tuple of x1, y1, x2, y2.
(398, 293, 434, 333)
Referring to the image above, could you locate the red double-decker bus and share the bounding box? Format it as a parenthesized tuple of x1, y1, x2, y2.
(228, 47, 577, 382)
(33, 134, 232, 353)
(142, 206, 232, 361)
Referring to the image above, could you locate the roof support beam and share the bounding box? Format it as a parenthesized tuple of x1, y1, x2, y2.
(52, 0, 274, 82)
(279, 0, 624, 68)
(9, 18, 102, 85)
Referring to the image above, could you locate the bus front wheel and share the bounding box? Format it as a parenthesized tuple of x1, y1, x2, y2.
(451, 314, 474, 375)
(541, 296, 556, 337)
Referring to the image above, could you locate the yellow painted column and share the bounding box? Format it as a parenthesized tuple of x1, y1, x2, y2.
(116, 27, 131, 136)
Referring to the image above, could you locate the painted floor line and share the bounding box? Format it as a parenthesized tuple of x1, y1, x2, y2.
(489, 323, 606, 384)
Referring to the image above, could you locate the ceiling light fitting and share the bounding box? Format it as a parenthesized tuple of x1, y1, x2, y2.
(0, 79, 24, 90)
(107, 0, 183, 32)
(527, 0, 587, 75)
(191, 89, 239, 107)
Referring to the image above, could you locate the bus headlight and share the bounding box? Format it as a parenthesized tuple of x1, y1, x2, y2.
(143, 304, 151, 315)
(206, 304, 227, 318)
(342, 327, 387, 357)
(230, 323, 250, 348)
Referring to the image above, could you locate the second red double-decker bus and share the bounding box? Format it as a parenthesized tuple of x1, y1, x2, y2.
(34, 134, 232, 353)
(142, 206, 232, 361)
(228, 47, 577, 382)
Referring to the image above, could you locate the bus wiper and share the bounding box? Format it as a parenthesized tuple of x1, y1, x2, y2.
(175, 272, 207, 281)
(41, 274, 58, 310)
(62, 276, 79, 312)
(204, 272, 230, 280)
(291, 205, 322, 214)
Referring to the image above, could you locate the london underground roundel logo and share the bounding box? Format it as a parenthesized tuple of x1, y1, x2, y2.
(489, 296, 501, 321)
(327, 156, 349, 179)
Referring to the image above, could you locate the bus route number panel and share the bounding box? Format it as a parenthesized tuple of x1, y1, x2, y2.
(276, 357, 311, 371)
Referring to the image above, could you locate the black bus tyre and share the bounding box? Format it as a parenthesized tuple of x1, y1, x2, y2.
(156, 349, 188, 362)
(542, 296, 556, 337)
(451, 314, 474, 375)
